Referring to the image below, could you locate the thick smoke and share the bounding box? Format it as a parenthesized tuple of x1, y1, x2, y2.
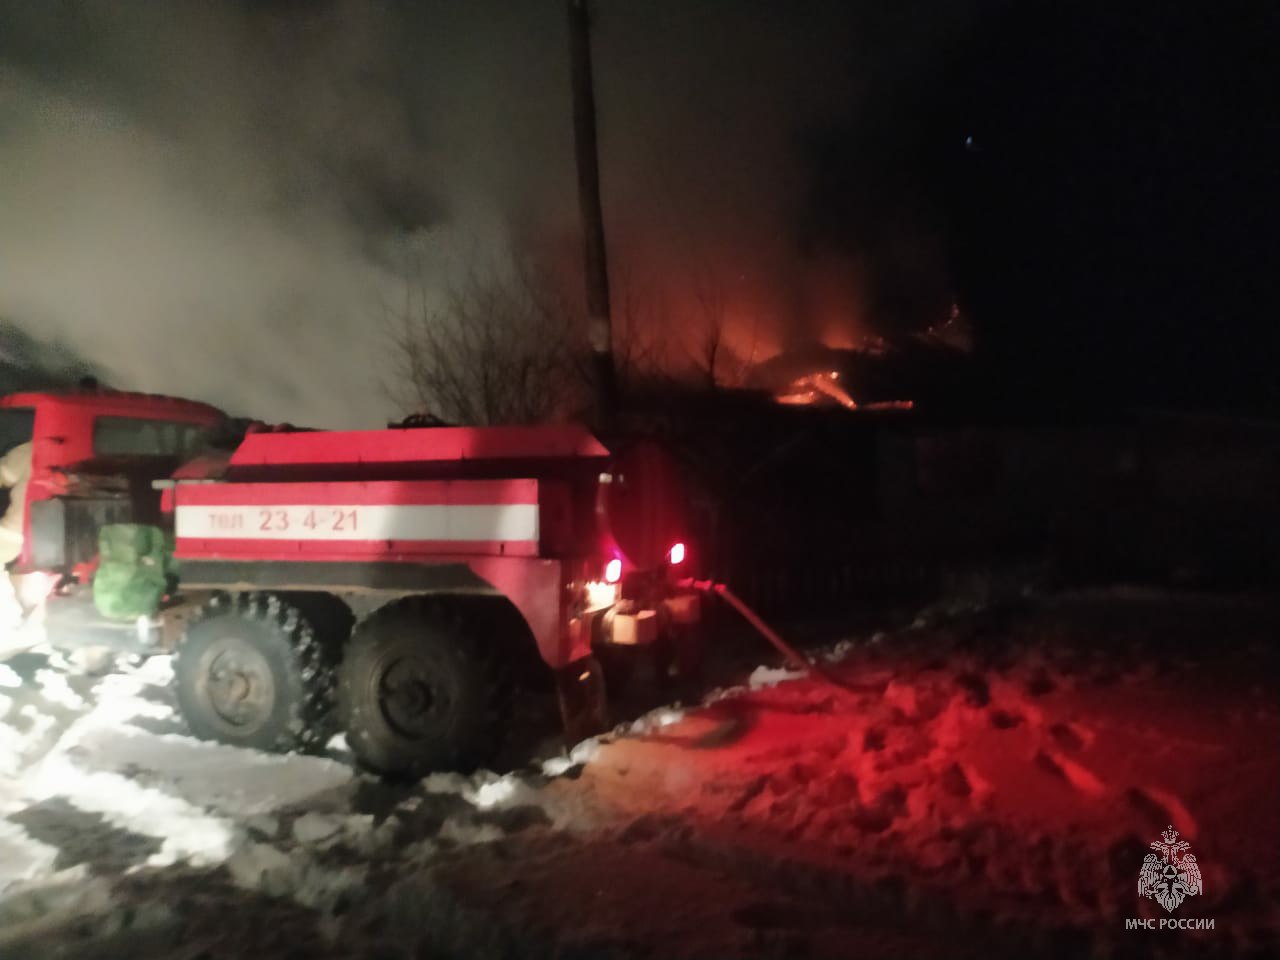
(0, 1, 963, 426)
(0, 1, 538, 426)
(0, 320, 99, 393)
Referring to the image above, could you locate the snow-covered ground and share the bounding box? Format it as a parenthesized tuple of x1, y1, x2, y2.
(1, 590, 1277, 958)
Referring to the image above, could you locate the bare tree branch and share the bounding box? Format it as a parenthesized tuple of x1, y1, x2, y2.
(382, 254, 589, 426)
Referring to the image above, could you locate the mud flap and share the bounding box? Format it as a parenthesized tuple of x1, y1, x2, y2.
(555, 654, 609, 746)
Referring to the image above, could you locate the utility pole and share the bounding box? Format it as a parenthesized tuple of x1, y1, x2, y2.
(567, 0, 618, 423)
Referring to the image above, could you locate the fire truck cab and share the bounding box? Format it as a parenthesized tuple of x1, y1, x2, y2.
(1, 388, 223, 644)
(1, 386, 700, 777)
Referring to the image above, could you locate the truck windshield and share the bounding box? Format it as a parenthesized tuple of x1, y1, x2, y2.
(0, 407, 35, 458)
(93, 416, 209, 459)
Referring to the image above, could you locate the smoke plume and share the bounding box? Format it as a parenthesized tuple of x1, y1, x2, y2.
(0, 1, 964, 426)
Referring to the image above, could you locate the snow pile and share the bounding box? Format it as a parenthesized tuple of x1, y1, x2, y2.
(33, 669, 84, 710)
(0, 820, 59, 892)
(0, 708, 24, 778)
(25, 756, 242, 867)
(0, 651, 356, 906)
(0, 705, 54, 799)
(423, 768, 568, 831)
(820, 637, 859, 662)
(746, 664, 807, 689)
(540, 737, 601, 777)
(227, 841, 370, 914)
(622, 705, 685, 735)
(62, 723, 354, 817)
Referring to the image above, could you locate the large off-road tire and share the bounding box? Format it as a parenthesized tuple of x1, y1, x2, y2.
(338, 598, 509, 777)
(174, 593, 335, 753)
(279, 592, 354, 655)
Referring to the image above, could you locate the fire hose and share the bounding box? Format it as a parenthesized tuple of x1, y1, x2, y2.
(680, 579, 864, 697)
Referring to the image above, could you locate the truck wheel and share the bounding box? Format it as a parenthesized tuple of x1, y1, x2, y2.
(175, 593, 334, 753)
(279, 592, 354, 655)
(338, 599, 508, 777)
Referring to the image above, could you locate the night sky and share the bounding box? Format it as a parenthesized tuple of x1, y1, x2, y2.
(950, 1, 1280, 414)
(1, 0, 1276, 424)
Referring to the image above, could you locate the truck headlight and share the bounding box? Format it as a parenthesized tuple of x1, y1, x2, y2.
(584, 580, 618, 612)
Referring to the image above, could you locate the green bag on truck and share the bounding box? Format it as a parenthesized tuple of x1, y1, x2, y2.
(93, 524, 175, 621)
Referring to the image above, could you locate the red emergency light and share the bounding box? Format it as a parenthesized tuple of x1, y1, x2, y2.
(668, 541, 686, 565)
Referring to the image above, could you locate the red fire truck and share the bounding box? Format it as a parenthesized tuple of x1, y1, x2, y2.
(1, 386, 700, 776)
